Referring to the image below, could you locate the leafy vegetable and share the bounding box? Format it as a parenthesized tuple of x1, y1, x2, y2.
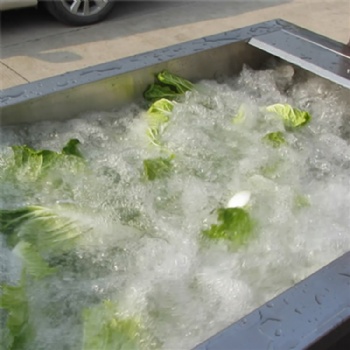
(11, 146, 45, 181)
(9, 139, 84, 182)
(61, 138, 84, 158)
(0, 207, 34, 237)
(266, 104, 311, 128)
(82, 301, 158, 350)
(0, 205, 89, 255)
(263, 131, 286, 148)
(0, 204, 91, 349)
(260, 160, 282, 179)
(147, 99, 174, 128)
(13, 241, 56, 279)
(144, 83, 180, 102)
(157, 70, 194, 94)
(146, 98, 174, 147)
(202, 208, 255, 245)
(143, 70, 194, 102)
(143, 156, 174, 181)
(0, 273, 33, 350)
(232, 105, 246, 124)
(294, 194, 310, 209)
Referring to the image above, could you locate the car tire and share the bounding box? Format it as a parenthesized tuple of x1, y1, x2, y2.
(45, 0, 115, 26)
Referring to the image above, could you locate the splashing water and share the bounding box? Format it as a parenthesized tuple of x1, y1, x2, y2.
(1, 63, 350, 350)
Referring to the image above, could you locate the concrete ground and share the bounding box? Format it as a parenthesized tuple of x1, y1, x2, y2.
(1, 0, 349, 90)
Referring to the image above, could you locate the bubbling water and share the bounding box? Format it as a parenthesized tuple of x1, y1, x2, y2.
(1, 63, 350, 349)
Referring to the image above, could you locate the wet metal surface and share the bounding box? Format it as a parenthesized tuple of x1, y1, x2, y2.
(249, 30, 350, 89)
(193, 252, 350, 350)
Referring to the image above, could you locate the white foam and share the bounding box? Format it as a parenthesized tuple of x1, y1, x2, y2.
(1, 64, 350, 349)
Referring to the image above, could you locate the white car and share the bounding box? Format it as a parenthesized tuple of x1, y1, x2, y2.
(0, 0, 116, 25)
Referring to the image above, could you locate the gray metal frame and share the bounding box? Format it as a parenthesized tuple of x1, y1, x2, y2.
(0, 18, 349, 350)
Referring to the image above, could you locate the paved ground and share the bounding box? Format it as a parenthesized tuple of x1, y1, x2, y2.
(1, 0, 349, 90)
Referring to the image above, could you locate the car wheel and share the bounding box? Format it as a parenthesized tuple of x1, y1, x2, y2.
(45, 0, 115, 26)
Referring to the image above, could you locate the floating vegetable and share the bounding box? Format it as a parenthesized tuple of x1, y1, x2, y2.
(263, 131, 286, 148)
(143, 156, 174, 181)
(266, 103, 311, 128)
(144, 70, 194, 102)
(202, 207, 255, 245)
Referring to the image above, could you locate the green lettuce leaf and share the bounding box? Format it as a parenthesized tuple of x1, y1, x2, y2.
(294, 194, 311, 209)
(0, 205, 89, 255)
(13, 241, 56, 279)
(82, 301, 158, 350)
(157, 70, 194, 94)
(232, 105, 246, 124)
(143, 156, 174, 181)
(146, 99, 174, 147)
(61, 138, 84, 158)
(202, 208, 255, 245)
(0, 273, 33, 350)
(260, 160, 282, 179)
(9, 139, 84, 182)
(143, 71, 194, 102)
(11, 145, 45, 181)
(263, 131, 286, 148)
(143, 83, 180, 102)
(266, 104, 311, 128)
(147, 98, 174, 129)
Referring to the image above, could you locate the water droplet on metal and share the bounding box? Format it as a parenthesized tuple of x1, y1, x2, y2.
(315, 294, 322, 305)
(57, 81, 68, 87)
(241, 318, 247, 325)
(259, 310, 263, 320)
(275, 329, 282, 336)
(4, 91, 25, 99)
(295, 308, 302, 314)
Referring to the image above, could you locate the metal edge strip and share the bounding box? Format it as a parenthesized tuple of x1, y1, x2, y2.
(248, 30, 350, 89)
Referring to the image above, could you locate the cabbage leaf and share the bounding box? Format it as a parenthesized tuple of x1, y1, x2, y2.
(82, 301, 158, 350)
(144, 70, 194, 102)
(9, 139, 84, 182)
(13, 241, 57, 279)
(294, 194, 311, 209)
(232, 105, 246, 124)
(144, 83, 180, 102)
(263, 131, 286, 148)
(0, 274, 33, 350)
(143, 156, 174, 181)
(146, 99, 174, 147)
(157, 70, 194, 94)
(202, 208, 254, 245)
(0, 205, 89, 255)
(266, 104, 311, 128)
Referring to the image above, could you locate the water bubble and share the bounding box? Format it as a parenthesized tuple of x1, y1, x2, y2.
(1, 62, 349, 350)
